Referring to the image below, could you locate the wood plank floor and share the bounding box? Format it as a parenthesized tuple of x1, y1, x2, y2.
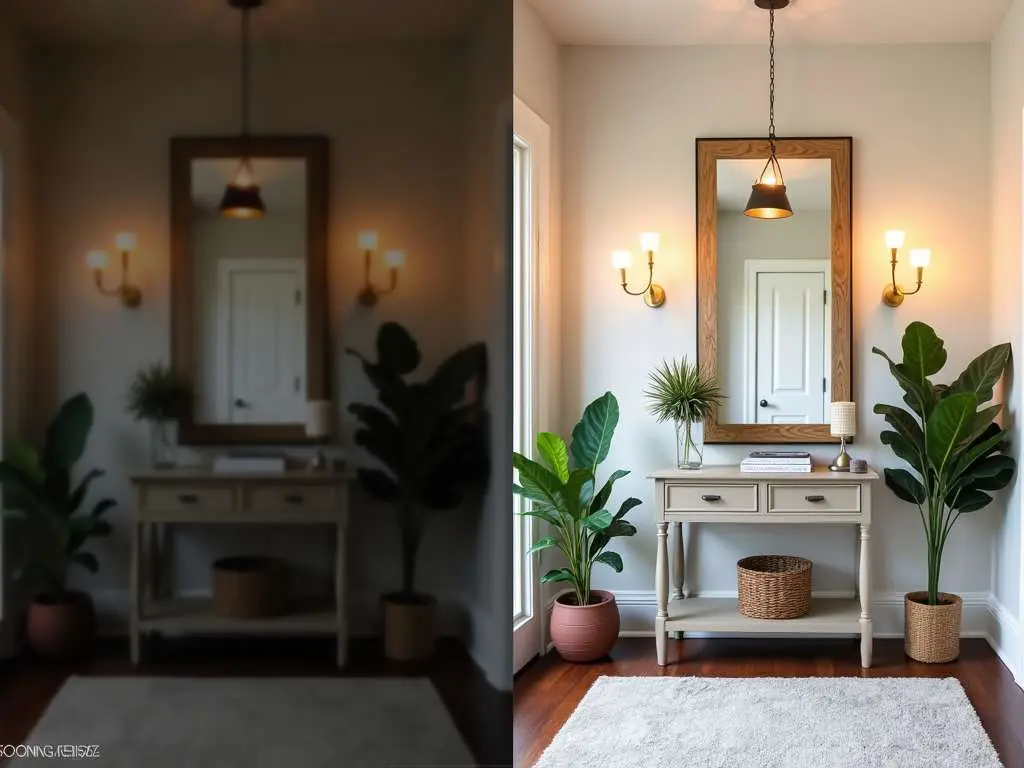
(0, 636, 512, 767)
(514, 637, 1024, 768)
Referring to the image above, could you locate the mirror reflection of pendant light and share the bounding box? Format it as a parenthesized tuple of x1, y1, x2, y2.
(220, 0, 266, 219)
(744, 0, 793, 220)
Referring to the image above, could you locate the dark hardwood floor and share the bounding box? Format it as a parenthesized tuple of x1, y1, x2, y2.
(0, 635, 512, 767)
(513, 637, 1024, 768)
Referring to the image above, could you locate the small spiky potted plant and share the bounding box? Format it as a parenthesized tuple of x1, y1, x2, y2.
(0, 393, 115, 657)
(644, 357, 724, 469)
(126, 362, 191, 468)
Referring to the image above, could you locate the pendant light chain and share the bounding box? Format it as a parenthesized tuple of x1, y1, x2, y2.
(768, 6, 776, 152)
(240, 5, 250, 138)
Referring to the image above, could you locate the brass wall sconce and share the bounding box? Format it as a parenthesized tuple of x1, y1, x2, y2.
(611, 232, 666, 308)
(356, 230, 406, 307)
(85, 232, 142, 308)
(881, 229, 931, 307)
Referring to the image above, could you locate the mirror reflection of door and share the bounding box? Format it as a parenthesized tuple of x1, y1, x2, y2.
(716, 157, 832, 425)
(190, 157, 309, 425)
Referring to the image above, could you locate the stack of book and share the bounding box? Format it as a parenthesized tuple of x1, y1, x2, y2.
(740, 451, 813, 473)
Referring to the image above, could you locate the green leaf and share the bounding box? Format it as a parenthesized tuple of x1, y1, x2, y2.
(428, 342, 486, 409)
(513, 453, 567, 512)
(349, 404, 403, 472)
(70, 551, 99, 573)
(952, 488, 993, 513)
(357, 468, 401, 502)
(43, 393, 93, 471)
(614, 497, 643, 521)
(925, 392, 979, 472)
(540, 568, 574, 584)
(957, 455, 1016, 492)
(5, 440, 44, 484)
(948, 343, 1011, 403)
(67, 468, 104, 516)
(376, 322, 421, 375)
(901, 321, 947, 380)
(952, 424, 1007, 480)
(605, 520, 637, 538)
(583, 509, 613, 532)
(570, 391, 619, 473)
(592, 469, 629, 512)
(594, 551, 623, 572)
(518, 502, 561, 527)
(880, 430, 921, 469)
(526, 536, 558, 555)
(884, 468, 926, 504)
(872, 348, 937, 417)
(873, 404, 925, 451)
(536, 433, 570, 483)
(90, 498, 117, 518)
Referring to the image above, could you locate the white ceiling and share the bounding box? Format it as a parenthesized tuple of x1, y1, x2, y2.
(192, 158, 305, 212)
(3, 0, 482, 44)
(526, 0, 1013, 45)
(717, 157, 829, 212)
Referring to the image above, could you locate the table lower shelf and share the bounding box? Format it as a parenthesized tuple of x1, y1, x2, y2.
(662, 596, 865, 634)
(138, 598, 337, 635)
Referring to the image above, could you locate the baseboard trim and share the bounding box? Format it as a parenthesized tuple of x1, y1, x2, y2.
(985, 595, 1022, 687)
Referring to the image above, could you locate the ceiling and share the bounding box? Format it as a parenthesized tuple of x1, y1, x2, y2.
(192, 158, 305, 212)
(717, 158, 829, 212)
(2, 0, 482, 44)
(526, 0, 1013, 45)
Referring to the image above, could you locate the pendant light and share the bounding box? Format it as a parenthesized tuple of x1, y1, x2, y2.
(744, 0, 793, 220)
(220, 0, 266, 219)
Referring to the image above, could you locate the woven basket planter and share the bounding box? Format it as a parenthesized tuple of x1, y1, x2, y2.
(904, 591, 962, 663)
(737, 555, 812, 619)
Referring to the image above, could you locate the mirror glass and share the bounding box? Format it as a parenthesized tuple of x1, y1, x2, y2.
(715, 157, 832, 425)
(190, 157, 309, 425)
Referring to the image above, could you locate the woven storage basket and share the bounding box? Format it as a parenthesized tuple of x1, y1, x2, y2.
(904, 591, 962, 663)
(737, 555, 812, 619)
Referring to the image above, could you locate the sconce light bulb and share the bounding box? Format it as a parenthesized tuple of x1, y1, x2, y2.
(384, 249, 406, 269)
(86, 250, 110, 270)
(357, 230, 379, 251)
(611, 250, 633, 269)
(885, 229, 906, 249)
(910, 248, 931, 268)
(639, 232, 660, 253)
(114, 232, 137, 252)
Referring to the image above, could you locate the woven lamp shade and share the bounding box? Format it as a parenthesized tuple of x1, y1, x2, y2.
(830, 402, 856, 437)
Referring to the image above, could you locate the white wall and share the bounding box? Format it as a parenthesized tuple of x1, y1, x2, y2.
(717, 210, 831, 421)
(562, 44, 993, 622)
(991, 0, 1024, 681)
(31, 41, 480, 638)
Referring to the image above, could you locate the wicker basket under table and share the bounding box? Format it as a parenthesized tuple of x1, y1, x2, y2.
(737, 555, 812, 619)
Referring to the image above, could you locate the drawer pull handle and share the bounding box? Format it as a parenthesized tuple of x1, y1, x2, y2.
(284, 494, 304, 504)
(178, 493, 199, 504)
(701, 494, 722, 502)
(805, 494, 826, 503)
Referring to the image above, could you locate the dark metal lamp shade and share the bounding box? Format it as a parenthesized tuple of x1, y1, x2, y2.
(219, 183, 266, 219)
(744, 182, 793, 219)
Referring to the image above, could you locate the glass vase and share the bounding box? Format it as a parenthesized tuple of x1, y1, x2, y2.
(149, 419, 179, 469)
(675, 418, 704, 470)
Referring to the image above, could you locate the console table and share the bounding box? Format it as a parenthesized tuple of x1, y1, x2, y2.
(648, 465, 878, 667)
(128, 469, 350, 666)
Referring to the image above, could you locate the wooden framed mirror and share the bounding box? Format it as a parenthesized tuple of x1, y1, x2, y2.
(170, 135, 329, 444)
(696, 137, 852, 443)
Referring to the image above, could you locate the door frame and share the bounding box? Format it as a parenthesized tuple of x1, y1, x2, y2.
(743, 259, 830, 423)
(512, 95, 554, 674)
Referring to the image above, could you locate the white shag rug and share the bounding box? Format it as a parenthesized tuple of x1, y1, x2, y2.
(13, 676, 475, 767)
(534, 676, 1002, 768)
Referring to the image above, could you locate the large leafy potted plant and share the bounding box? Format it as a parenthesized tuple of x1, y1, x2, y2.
(513, 391, 640, 662)
(873, 322, 1014, 663)
(0, 393, 116, 657)
(644, 357, 724, 469)
(126, 362, 191, 468)
(347, 322, 488, 661)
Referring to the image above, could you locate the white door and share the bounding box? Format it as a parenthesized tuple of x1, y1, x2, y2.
(217, 258, 307, 424)
(749, 266, 828, 424)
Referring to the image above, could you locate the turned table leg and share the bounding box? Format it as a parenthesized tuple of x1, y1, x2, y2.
(671, 522, 684, 639)
(656, 522, 669, 665)
(859, 522, 873, 668)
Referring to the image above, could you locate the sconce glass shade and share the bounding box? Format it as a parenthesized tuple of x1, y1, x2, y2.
(639, 232, 661, 253)
(115, 232, 137, 251)
(86, 250, 110, 270)
(910, 248, 931, 268)
(358, 230, 380, 250)
(611, 250, 633, 269)
(384, 249, 406, 269)
(885, 230, 906, 249)
(219, 159, 265, 219)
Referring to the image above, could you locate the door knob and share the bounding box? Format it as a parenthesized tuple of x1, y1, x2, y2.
(759, 399, 769, 408)
(234, 398, 250, 408)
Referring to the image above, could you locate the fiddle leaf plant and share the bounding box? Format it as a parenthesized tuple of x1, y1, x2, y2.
(873, 322, 1015, 606)
(513, 391, 640, 607)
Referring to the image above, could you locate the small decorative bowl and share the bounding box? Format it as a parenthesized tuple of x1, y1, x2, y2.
(850, 458, 868, 473)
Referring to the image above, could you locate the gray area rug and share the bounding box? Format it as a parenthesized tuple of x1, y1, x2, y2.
(14, 676, 475, 767)
(534, 676, 1002, 768)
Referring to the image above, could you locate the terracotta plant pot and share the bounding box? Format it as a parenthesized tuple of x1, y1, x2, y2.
(904, 591, 962, 663)
(549, 589, 619, 662)
(26, 590, 96, 659)
(382, 593, 436, 661)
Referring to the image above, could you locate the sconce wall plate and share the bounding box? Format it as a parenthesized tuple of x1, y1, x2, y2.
(643, 284, 666, 308)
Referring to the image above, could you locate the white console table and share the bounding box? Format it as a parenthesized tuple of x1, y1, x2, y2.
(129, 469, 350, 666)
(648, 465, 878, 668)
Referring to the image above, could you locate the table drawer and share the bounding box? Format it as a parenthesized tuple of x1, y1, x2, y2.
(665, 483, 758, 512)
(142, 485, 236, 513)
(247, 485, 338, 513)
(768, 484, 861, 513)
